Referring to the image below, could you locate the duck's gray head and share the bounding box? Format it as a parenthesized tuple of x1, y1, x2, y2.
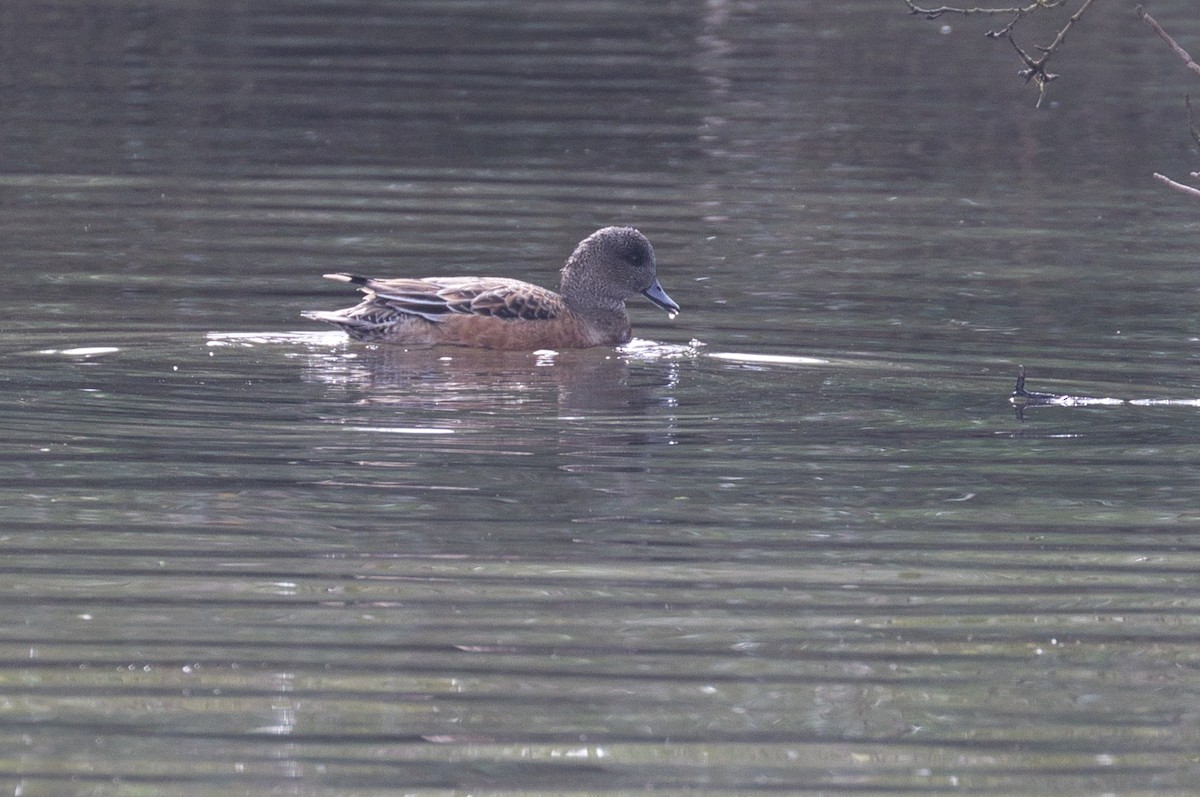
(561, 226, 679, 316)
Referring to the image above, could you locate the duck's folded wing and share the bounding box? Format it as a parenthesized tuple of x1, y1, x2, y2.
(368, 279, 465, 321)
(328, 274, 565, 322)
(441, 280, 564, 321)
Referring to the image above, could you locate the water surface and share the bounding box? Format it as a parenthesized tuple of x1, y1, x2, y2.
(3, 1, 1200, 794)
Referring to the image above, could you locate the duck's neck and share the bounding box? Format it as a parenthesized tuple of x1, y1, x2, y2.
(575, 306, 632, 346)
(560, 276, 631, 345)
(560, 269, 626, 316)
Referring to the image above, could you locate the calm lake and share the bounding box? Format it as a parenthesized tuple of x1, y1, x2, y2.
(2, 1, 1200, 794)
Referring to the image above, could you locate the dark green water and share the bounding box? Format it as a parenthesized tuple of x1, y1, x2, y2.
(2, 1, 1199, 794)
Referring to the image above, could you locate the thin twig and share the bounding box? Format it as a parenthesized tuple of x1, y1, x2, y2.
(1134, 5, 1200, 78)
(997, 0, 1099, 107)
(1153, 172, 1200, 200)
(1038, 0, 1099, 58)
(1188, 95, 1200, 149)
(903, 0, 1069, 19)
(916, 0, 1098, 106)
(984, 12, 1025, 40)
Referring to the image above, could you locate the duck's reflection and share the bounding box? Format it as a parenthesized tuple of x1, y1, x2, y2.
(301, 340, 689, 416)
(295, 339, 699, 530)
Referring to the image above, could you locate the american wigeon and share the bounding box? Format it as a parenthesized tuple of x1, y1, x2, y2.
(303, 226, 679, 350)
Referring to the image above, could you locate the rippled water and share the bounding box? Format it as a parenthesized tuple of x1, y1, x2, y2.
(3, 1, 1200, 794)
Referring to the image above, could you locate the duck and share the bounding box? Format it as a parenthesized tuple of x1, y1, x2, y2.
(303, 226, 679, 350)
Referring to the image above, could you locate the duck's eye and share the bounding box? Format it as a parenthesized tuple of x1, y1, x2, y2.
(623, 246, 647, 268)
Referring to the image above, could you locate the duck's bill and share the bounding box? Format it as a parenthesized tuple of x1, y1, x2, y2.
(642, 279, 680, 317)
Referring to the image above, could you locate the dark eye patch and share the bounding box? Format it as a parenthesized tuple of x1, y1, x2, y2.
(622, 243, 648, 267)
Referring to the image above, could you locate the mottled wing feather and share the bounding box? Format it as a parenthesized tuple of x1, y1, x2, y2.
(363, 278, 563, 322)
(456, 286, 563, 321)
(322, 275, 564, 325)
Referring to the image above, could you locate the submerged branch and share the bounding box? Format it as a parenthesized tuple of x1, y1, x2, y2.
(1010, 367, 1200, 419)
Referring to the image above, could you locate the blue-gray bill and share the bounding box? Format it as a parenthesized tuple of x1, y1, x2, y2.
(642, 278, 679, 318)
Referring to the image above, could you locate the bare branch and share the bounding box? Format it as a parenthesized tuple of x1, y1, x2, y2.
(1134, 5, 1200, 79)
(903, 0, 1069, 19)
(1003, 36, 1058, 107)
(906, 1, 1200, 203)
(984, 12, 1025, 39)
(906, 0, 1098, 105)
(1153, 172, 1200, 201)
(1038, 0, 1099, 59)
(991, 0, 1098, 107)
(1137, 8, 1200, 202)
